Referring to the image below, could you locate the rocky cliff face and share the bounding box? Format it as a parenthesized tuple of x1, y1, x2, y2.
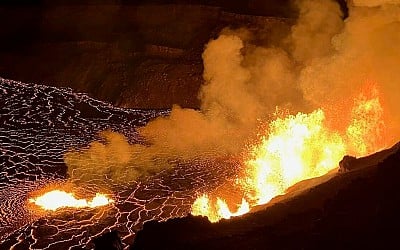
(0, 2, 293, 108)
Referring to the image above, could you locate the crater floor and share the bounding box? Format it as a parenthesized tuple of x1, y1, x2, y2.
(0, 78, 239, 249)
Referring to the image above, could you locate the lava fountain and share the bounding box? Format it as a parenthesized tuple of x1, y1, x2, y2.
(29, 190, 114, 211)
(192, 86, 387, 222)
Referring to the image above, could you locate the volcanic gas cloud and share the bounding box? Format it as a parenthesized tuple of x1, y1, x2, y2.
(59, 0, 399, 222)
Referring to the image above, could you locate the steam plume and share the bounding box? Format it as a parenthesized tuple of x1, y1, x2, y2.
(65, 0, 400, 186)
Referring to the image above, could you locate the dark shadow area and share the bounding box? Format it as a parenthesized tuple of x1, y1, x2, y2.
(94, 230, 123, 250)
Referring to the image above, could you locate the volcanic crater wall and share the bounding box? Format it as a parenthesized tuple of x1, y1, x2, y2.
(0, 2, 292, 109)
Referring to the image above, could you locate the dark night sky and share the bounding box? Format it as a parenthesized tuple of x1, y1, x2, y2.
(0, 0, 294, 17)
(0, 0, 347, 18)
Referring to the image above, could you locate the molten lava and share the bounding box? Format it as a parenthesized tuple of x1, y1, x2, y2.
(192, 194, 250, 222)
(29, 190, 114, 211)
(192, 87, 387, 222)
(243, 109, 346, 205)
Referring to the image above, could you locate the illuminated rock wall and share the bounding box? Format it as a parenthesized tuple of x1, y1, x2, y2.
(0, 2, 292, 109)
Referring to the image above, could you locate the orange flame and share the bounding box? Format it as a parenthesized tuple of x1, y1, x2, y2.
(191, 194, 250, 222)
(346, 86, 386, 155)
(192, 86, 388, 222)
(29, 190, 114, 211)
(243, 109, 346, 205)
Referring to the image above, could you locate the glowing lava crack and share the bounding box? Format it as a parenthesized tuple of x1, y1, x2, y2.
(29, 190, 114, 211)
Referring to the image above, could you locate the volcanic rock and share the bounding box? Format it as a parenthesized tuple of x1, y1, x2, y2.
(339, 143, 400, 172)
(94, 230, 123, 250)
(339, 155, 357, 172)
(130, 142, 400, 250)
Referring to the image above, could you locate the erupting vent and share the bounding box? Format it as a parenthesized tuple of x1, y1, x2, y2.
(2, 0, 400, 249)
(191, 87, 387, 222)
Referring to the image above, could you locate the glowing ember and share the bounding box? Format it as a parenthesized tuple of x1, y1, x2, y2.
(192, 88, 387, 222)
(346, 88, 386, 155)
(29, 190, 114, 211)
